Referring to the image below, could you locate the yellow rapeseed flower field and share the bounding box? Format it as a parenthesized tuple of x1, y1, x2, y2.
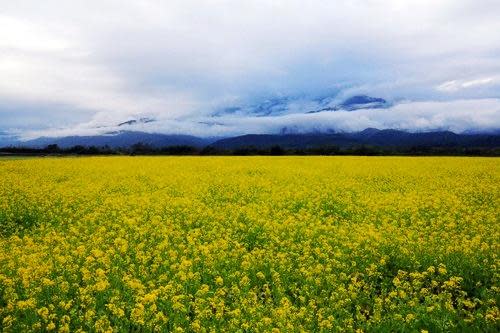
(0, 156, 499, 332)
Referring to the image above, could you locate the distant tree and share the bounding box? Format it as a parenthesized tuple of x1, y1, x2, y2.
(200, 146, 221, 155)
(160, 145, 198, 155)
(309, 145, 340, 155)
(67, 145, 86, 154)
(46, 144, 60, 153)
(269, 145, 285, 155)
(86, 146, 100, 155)
(130, 142, 155, 155)
(350, 145, 379, 156)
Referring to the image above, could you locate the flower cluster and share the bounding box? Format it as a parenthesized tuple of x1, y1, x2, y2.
(0, 156, 498, 332)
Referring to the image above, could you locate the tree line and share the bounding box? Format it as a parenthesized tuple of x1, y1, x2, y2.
(1, 143, 499, 156)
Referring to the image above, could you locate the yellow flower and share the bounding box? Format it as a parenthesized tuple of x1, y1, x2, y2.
(37, 307, 50, 321)
(47, 322, 56, 331)
(191, 320, 201, 332)
(215, 276, 224, 286)
(2, 315, 14, 328)
(0, 156, 498, 331)
(58, 323, 70, 333)
(438, 264, 447, 275)
(131, 303, 145, 325)
(94, 279, 109, 292)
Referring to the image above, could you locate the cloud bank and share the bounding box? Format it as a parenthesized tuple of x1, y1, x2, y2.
(1, 0, 500, 138)
(21, 99, 500, 140)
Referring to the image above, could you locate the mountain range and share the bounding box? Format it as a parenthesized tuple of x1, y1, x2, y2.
(1, 95, 499, 150)
(211, 129, 500, 150)
(18, 131, 216, 149)
(4, 129, 499, 150)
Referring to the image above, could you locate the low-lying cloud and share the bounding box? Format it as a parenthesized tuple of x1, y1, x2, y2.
(20, 98, 500, 140)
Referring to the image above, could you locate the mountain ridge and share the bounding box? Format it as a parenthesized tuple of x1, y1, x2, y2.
(4, 129, 499, 150)
(18, 131, 217, 149)
(211, 129, 500, 149)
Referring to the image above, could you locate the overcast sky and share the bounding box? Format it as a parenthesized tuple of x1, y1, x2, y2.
(1, 0, 500, 138)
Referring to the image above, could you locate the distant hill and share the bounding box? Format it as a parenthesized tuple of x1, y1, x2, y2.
(4, 129, 499, 151)
(20, 131, 216, 148)
(211, 129, 500, 149)
(0, 131, 19, 147)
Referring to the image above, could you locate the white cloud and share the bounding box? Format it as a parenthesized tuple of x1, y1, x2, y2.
(0, 15, 69, 52)
(0, 14, 201, 129)
(1, 1, 500, 136)
(198, 99, 500, 136)
(437, 77, 497, 92)
(20, 98, 500, 140)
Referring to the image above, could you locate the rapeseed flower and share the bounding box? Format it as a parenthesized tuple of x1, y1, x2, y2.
(0, 156, 498, 331)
